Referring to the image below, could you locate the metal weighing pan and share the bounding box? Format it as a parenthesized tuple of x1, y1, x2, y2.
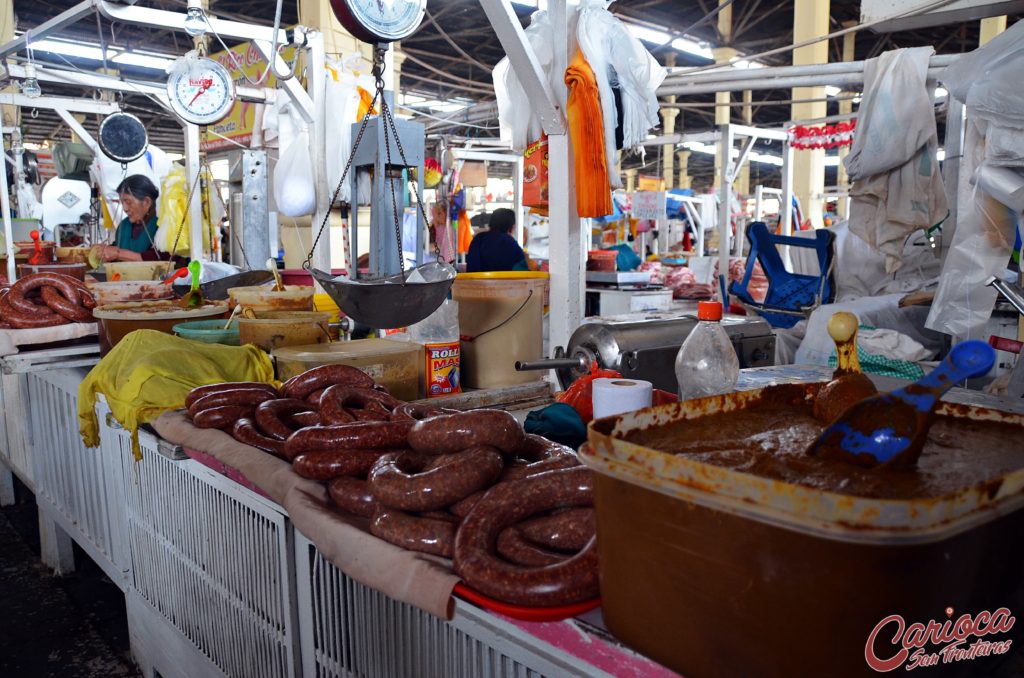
(171, 269, 275, 300)
(310, 261, 457, 329)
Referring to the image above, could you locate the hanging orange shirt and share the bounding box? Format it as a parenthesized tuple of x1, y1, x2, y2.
(564, 50, 612, 218)
(457, 210, 473, 254)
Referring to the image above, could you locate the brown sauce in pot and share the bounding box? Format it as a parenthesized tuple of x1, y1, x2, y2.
(622, 388, 1024, 500)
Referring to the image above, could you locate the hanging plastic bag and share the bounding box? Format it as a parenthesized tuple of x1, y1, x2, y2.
(941, 19, 1024, 130)
(324, 55, 373, 205)
(154, 164, 218, 256)
(577, 0, 665, 188)
(274, 130, 316, 217)
(926, 128, 1021, 339)
(843, 47, 947, 273)
(493, 10, 560, 152)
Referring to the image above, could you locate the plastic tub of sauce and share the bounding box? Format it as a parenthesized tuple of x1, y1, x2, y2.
(93, 300, 228, 355)
(585, 383, 1024, 678)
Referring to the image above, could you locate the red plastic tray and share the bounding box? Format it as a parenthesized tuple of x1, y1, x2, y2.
(452, 583, 600, 622)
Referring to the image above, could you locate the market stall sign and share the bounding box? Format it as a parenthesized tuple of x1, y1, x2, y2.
(638, 175, 664, 191)
(633, 191, 666, 221)
(204, 43, 295, 152)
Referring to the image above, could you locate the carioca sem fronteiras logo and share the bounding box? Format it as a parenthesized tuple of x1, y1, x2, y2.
(865, 607, 1015, 672)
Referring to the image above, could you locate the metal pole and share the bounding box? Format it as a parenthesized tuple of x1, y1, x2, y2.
(308, 31, 331, 281)
(546, 0, 582, 359)
(185, 123, 204, 262)
(717, 124, 733, 302)
(663, 54, 957, 87)
(754, 184, 764, 220)
(658, 67, 949, 96)
(780, 139, 795, 269)
(0, 133, 14, 282)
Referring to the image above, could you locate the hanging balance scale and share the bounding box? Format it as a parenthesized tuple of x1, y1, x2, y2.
(307, 0, 454, 329)
(166, 52, 236, 126)
(98, 111, 149, 163)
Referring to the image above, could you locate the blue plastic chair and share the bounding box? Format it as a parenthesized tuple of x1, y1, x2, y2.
(729, 221, 836, 329)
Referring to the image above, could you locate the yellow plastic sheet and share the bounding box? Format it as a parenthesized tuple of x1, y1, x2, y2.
(155, 165, 219, 256)
(78, 329, 276, 459)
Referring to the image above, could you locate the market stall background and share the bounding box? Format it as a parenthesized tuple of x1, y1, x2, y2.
(9, 0, 1021, 189)
(2, 1, 1024, 677)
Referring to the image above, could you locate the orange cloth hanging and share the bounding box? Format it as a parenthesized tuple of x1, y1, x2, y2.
(564, 50, 612, 218)
(356, 86, 378, 120)
(457, 210, 473, 254)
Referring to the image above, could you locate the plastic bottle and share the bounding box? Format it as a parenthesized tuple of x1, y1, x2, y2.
(408, 298, 461, 398)
(674, 301, 740, 400)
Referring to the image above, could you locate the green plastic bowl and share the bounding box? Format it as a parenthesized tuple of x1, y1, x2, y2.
(173, 319, 241, 345)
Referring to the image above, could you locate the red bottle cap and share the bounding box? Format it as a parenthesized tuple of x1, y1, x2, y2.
(697, 301, 723, 321)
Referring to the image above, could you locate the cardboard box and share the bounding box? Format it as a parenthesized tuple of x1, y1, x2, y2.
(523, 136, 549, 207)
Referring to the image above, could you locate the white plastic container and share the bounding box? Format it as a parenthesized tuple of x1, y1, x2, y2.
(674, 301, 739, 400)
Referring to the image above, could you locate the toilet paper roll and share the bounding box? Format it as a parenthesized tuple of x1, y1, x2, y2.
(592, 378, 654, 420)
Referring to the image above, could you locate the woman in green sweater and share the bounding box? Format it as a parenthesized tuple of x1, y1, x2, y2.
(92, 175, 166, 263)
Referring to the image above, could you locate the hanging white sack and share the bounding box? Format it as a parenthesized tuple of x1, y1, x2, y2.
(274, 130, 316, 217)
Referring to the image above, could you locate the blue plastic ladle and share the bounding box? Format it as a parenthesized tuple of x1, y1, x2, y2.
(807, 340, 995, 469)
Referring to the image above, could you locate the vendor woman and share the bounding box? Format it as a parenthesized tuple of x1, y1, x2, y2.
(92, 175, 167, 263)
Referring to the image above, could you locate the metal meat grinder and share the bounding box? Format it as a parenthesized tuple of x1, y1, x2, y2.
(515, 313, 776, 392)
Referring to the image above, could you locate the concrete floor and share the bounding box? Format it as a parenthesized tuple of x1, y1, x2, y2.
(0, 477, 139, 678)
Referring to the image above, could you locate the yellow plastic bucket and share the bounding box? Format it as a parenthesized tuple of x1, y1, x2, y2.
(452, 272, 549, 389)
(314, 293, 342, 338)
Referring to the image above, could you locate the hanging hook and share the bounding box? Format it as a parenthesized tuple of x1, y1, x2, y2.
(30, 108, 38, 119)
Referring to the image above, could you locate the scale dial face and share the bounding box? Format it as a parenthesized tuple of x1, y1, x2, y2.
(330, 0, 427, 43)
(166, 57, 236, 126)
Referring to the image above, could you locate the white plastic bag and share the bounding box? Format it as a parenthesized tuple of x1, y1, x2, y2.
(274, 130, 316, 217)
(942, 19, 1024, 130)
(843, 47, 947, 273)
(925, 122, 1021, 339)
(493, 10, 561, 152)
(324, 55, 374, 204)
(844, 47, 938, 179)
(577, 0, 665, 186)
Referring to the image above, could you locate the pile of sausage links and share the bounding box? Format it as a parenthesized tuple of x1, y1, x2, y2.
(185, 364, 599, 607)
(0, 273, 96, 329)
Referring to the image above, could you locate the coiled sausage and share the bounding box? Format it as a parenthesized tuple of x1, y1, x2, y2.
(281, 364, 374, 400)
(292, 448, 403, 480)
(327, 477, 379, 518)
(369, 446, 503, 512)
(186, 382, 278, 409)
(232, 418, 287, 459)
(408, 410, 524, 454)
(517, 508, 595, 553)
(255, 398, 317, 440)
(283, 421, 414, 460)
(370, 507, 456, 558)
(188, 388, 277, 417)
(496, 527, 568, 567)
(453, 466, 598, 607)
(193, 405, 252, 430)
